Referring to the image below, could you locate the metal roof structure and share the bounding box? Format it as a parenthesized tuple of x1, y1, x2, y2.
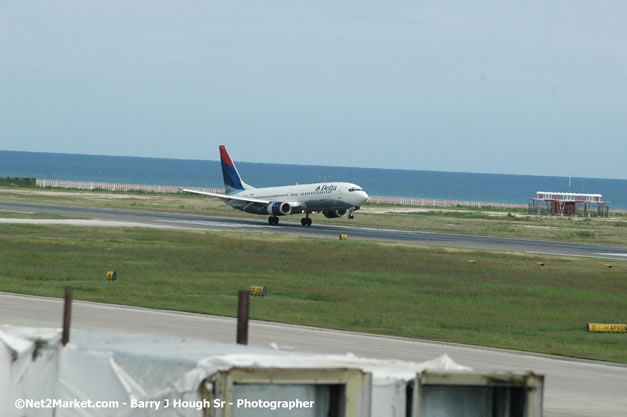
(1, 325, 544, 417)
(529, 191, 610, 216)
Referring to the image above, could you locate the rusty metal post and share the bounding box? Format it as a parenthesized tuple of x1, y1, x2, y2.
(62, 286, 72, 346)
(236, 290, 250, 345)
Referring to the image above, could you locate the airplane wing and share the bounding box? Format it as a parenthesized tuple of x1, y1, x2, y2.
(182, 188, 302, 214)
(182, 188, 270, 204)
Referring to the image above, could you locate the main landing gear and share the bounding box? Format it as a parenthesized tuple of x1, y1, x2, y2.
(301, 214, 312, 227)
(268, 216, 280, 226)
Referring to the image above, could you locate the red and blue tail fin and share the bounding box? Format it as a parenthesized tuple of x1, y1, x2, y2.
(220, 146, 253, 193)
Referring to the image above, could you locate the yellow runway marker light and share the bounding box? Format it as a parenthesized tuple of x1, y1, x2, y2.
(106, 271, 117, 281)
(249, 285, 267, 297)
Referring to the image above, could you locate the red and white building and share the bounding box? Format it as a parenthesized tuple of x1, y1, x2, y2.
(529, 192, 610, 216)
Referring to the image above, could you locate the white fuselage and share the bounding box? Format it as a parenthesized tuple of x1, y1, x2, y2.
(229, 182, 368, 215)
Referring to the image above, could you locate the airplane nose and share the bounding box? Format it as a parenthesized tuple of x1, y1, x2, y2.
(360, 191, 369, 204)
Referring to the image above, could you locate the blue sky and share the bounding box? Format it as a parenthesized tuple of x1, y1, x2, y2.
(1, 1, 626, 179)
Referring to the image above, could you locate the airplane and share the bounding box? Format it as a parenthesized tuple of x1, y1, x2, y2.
(183, 146, 369, 226)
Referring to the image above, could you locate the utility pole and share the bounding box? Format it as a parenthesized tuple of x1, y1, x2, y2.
(236, 290, 250, 345)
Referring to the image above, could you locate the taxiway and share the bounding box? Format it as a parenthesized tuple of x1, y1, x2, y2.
(1, 292, 625, 417)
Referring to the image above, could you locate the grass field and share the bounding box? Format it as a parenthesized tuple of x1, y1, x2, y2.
(1, 223, 625, 363)
(2, 187, 627, 247)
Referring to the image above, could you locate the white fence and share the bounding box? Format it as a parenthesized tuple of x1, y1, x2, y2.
(367, 195, 527, 209)
(37, 179, 623, 211)
(36, 179, 223, 194)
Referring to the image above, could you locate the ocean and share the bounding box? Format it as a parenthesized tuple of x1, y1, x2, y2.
(1, 151, 626, 208)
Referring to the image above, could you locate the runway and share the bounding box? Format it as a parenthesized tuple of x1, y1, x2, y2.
(1, 292, 626, 417)
(1, 201, 627, 260)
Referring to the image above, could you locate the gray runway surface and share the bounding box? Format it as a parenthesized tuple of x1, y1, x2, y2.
(2, 201, 627, 260)
(1, 292, 626, 417)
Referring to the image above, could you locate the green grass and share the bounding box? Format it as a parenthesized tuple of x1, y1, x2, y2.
(1, 223, 625, 363)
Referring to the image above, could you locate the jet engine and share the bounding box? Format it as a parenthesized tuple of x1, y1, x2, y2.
(267, 202, 292, 216)
(322, 209, 348, 218)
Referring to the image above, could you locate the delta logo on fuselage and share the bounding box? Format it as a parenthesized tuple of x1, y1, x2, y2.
(315, 185, 337, 193)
